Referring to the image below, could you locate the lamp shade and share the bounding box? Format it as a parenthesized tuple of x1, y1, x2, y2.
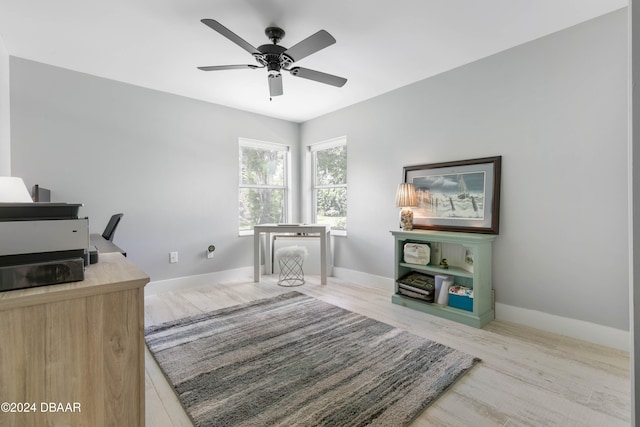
(0, 177, 33, 202)
(395, 183, 417, 208)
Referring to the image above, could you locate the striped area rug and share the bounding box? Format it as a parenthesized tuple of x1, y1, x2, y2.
(145, 291, 479, 426)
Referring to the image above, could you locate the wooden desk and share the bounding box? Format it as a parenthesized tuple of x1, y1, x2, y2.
(0, 253, 149, 426)
(254, 224, 330, 285)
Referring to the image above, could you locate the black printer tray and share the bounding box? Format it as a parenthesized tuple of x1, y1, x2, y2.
(0, 203, 82, 221)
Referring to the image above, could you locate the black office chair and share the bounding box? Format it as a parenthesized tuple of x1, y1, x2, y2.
(102, 213, 123, 242)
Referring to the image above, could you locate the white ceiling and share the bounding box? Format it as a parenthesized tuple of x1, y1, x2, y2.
(0, 0, 628, 123)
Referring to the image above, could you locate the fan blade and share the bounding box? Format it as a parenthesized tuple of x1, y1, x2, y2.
(268, 74, 283, 97)
(201, 19, 260, 55)
(282, 30, 335, 62)
(289, 67, 347, 87)
(198, 64, 260, 71)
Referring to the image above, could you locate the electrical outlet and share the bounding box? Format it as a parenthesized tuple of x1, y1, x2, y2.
(169, 251, 179, 263)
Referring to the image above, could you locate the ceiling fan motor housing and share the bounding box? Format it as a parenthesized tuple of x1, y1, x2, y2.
(255, 44, 288, 73)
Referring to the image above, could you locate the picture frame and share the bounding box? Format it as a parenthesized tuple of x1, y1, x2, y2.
(403, 156, 501, 234)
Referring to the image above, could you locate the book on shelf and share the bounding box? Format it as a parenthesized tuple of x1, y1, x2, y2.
(397, 272, 435, 302)
(397, 287, 434, 302)
(397, 283, 434, 302)
(397, 272, 434, 289)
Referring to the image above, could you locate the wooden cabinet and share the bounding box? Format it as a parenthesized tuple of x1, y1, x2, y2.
(391, 230, 496, 328)
(0, 253, 149, 427)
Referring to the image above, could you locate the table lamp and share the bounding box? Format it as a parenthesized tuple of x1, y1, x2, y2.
(395, 182, 417, 230)
(0, 177, 33, 202)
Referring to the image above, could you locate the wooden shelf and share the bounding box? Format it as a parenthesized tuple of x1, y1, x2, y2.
(398, 262, 473, 279)
(391, 294, 493, 329)
(391, 229, 496, 328)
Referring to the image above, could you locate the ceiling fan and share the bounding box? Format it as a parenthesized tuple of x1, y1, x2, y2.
(198, 19, 347, 98)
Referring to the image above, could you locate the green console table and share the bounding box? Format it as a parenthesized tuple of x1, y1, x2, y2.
(391, 229, 496, 328)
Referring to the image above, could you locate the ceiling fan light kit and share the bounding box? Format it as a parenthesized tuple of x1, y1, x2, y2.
(198, 19, 347, 98)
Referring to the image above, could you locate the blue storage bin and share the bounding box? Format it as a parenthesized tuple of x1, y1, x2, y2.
(448, 286, 473, 312)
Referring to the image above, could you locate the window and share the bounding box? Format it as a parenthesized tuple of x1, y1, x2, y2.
(310, 137, 347, 234)
(239, 138, 290, 234)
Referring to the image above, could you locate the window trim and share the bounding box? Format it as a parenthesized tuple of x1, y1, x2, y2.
(308, 137, 347, 153)
(308, 136, 347, 236)
(238, 138, 292, 236)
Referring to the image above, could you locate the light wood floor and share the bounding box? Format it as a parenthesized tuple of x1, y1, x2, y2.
(144, 275, 630, 427)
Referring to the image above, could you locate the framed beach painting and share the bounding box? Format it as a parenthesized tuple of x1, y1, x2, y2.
(403, 156, 501, 234)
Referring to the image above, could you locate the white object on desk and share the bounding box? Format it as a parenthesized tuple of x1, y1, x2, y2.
(0, 177, 33, 202)
(254, 224, 331, 285)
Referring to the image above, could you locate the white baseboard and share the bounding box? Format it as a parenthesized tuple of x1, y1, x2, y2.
(146, 265, 629, 352)
(495, 302, 629, 352)
(331, 267, 395, 291)
(145, 266, 254, 296)
(333, 267, 629, 351)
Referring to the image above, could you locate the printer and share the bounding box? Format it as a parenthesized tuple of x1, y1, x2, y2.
(0, 203, 89, 292)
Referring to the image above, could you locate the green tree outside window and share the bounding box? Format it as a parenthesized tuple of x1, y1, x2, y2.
(239, 143, 288, 232)
(313, 142, 347, 231)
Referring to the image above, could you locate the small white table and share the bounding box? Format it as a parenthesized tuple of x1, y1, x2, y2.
(254, 224, 331, 285)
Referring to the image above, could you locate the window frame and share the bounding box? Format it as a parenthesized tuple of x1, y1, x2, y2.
(238, 138, 292, 236)
(309, 137, 347, 236)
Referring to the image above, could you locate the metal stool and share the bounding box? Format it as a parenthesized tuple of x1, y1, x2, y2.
(275, 246, 308, 287)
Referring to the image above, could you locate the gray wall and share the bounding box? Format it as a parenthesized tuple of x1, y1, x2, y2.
(0, 33, 9, 176)
(8, 10, 629, 331)
(301, 10, 629, 330)
(10, 58, 300, 281)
